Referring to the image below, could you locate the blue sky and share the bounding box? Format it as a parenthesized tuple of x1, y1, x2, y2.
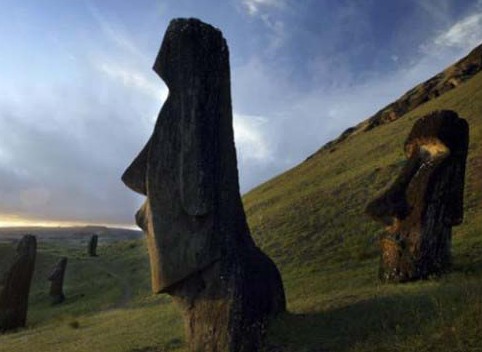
(0, 0, 481, 227)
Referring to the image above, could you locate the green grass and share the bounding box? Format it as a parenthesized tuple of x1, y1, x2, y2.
(1, 68, 482, 351)
(0, 240, 184, 352)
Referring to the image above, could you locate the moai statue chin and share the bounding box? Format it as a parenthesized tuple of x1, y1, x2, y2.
(122, 18, 285, 352)
(0, 235, 37, 332)
(48, 257, 68, 304)
(366, 110, 469, 282)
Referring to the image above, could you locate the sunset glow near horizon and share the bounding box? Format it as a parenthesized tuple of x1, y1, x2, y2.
(1, 0, 482, 227)
(0, 215, 136, 230)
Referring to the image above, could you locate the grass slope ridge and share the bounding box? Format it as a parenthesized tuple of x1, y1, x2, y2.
(320, 43, 482, 151)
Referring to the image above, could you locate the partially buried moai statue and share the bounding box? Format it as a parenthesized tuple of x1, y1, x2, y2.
(0, 235, 37, 332)
(366, 110, 469, 282)
(122, 18, 285, 352)
(48, 257, 67, 304)
(88, 234, 98, 257)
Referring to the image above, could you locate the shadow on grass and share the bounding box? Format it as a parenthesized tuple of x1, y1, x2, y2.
(266, 290, 441, 352)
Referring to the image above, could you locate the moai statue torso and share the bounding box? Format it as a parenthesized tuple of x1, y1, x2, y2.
(88, 234, 98, 257)
(48, 257, 67, 304)
(366, 110, 469, 282)
(122, 18, 285, 352)
(0, 235, 37, 332)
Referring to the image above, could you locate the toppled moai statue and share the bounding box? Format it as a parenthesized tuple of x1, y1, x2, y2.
(366, 110, 469, 282)
(0, 235, 37, 332)
(122, 18, 285, 352)
(88, 234, 98, 257)
(48, 257, 67, 304)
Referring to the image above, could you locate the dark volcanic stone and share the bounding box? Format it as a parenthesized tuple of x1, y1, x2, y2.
(366, 110, 469, 282)
(48, 257, 68, 304)
(0, 235, 37, 332)
(122, 18, 286, 352)
(88, 234, 98, 257)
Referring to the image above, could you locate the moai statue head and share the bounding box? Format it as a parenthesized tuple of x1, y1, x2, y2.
(48, 257, 68, 304)
(88, 234, 98, 257)
(122, 18, 250, 294)
(366, 110, 469, 282)
(122, 18, 285, 351)
(0, 235, 37, 332)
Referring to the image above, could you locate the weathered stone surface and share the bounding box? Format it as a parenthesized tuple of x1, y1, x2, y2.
(48, 257, 67, 304)
(122, 18, 285, 351)
(0, 235, 37, 332)
(366, 110, 469, 282)
(88, 234, 98, 257)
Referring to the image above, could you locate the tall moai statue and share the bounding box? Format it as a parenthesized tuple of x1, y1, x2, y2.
(47, 257, 68, 304)
(122, 18, 286, 352)
(366, 110, 469, 282)
(0, 235, 37, 332)
(87, 234, 98, 257)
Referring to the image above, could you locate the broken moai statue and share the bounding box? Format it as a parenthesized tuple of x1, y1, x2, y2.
(88, 234, 98, 257)
(122, 18, 286, 352)
(48, 257, 68, 304)
(366, 110, 469, 282)
(0, 235, 37, 332)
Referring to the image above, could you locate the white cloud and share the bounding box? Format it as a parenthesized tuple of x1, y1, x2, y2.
(260, 14, 286, 50)
(96, 62, 167, 101)
(417, 0, 452, 24)
(233, 114, 272, 162)
(85, 1, 146, 61)
(239, 0, 287, 51)
(242, 0, 284, 16)
(0, 147, 12, 167)
(20, 187, 51, 208)
(433, 12, 482, 49)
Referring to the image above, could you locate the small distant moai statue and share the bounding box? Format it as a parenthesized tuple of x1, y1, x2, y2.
(0, 235, 37, 332)
(88, 234, 98, 257)
(366, 110, 469, 282)
(47, 257, 68, 304)
(122, 18, 285, 352)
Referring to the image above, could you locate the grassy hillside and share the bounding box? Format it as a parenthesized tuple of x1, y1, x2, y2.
(243, 69, 482, 351)
(0, 239, 185, 352)
(0, 62, 481, 351)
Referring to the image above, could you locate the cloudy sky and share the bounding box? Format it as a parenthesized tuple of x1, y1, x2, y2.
(0, 0, 481, 227)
